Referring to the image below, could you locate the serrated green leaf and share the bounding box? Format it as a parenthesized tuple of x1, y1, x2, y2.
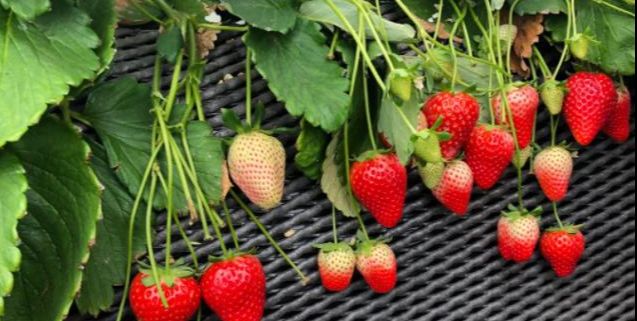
(299, 0, 416, 42)
(221, 0, 297, 33)
(78, 0, 118, 70)
(544, 0, 635, 75)
(400, 0, 437, 20)
(321, 134, 360, 218)
(157, 25, 184, 63)
(245, 20, 350, 132)
(295, 121, 329, 180)
(0, 0, 49, 20)
(82, 77, 154, 202)
(74, 141, 147, 317)
(183, 121, 224, 203)
(508, 0, 567, 15)
(0, 152, 27, 316)
(0, 0, 101, 147)
(5, 117, 101, 321)
(378, 94, 421, 165)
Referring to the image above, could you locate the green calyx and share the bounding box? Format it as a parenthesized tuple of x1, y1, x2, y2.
(138, 260, 195, 288)
(502, 204, 543, 221)
(388, 68, 414, 102)
(569, 32, 598, 61)
(411, 116, 450, 164)
(540, 79, 566, 115)
(547, 224, 584, 234)
(208, 249, 255, 263)
(418, 161, 445, 190)
(314, 242, 353, 253)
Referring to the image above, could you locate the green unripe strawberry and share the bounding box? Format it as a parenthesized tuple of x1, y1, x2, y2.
(569, 33, 591, 60)
(228, 131, 286, 210)
(389, 69, 413, 102)
(419, 162, 445, 189)
(414, 133, 442, 164)
(541, 79, 565, 115)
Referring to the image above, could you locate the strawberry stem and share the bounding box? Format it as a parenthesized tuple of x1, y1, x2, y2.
(223, 201, 241, 250)
(245, 48, 253, 127)
(331, 206, 339, 244)
(362, 66, 379, 152)
(353, 0, 395, 72)
(327, 30, 339, 60)
(552, 202, 565, 229)
(197, 24, 250, 32)
(434, 0, 445, 40)
(230, 190, 309, 283)
(506, 0, 523, 77)
(145, 171, 169, 307)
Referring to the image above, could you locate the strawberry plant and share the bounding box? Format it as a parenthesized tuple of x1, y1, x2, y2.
(0, 0, 634, 320)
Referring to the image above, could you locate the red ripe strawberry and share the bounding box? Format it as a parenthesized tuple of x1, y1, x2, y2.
(432, 160, 473, 216)
(465, 125, 515, 190)
(129, 270, 201, 321)
(498, 209, 541, 263)
(201, 255, 266, 321)
(423, 92, 480, 160)
(541, 226, 586, 278)
(533, 146, 573, 202)
(492, 85, 540, 149)
(356, 240, 397, 294)
(316, 243, 356, 292)
(564, 72, 617, 146)
(228, 131, 286, 210)
(350, 153, 407, 228)
(604, 87, 632, 143)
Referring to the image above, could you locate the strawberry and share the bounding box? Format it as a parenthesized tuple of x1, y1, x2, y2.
(129, 269, 201, 321)
(315, 243, 356, 292)
(432, 160, 474, 216)
(540, 226, 586, 278)
(465, 125, 515, 190)
(228, 131, 285, 210)
(356, 240, 397, 294)
(564, 72, 617, 146)
(350, 153, 407, 228)
(603, 87, 632, 143)
(423, 92, 480, 160)
(418, 161, 445, 189)
(533, 146, 573, 202)
(498, 207, 541, 263)
(493, 85, 540, 149)
(540, 79, 565, 115)
(201, 254, 266, 321)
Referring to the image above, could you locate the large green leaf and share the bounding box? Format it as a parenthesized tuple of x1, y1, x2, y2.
(78, 0, 118, 70)
(545, 0, 635, 75)
(400, 0, 437, 20)
(508, 0, 567, 15)
(0, 152, 27, 316)
(321, 134, 360, 218)
(182, 121, 225, 203)
(377, 95, 421, 165)
(74, 141, 146, 316)
(82, 77, 154, 203)
(245, 21, 350, 132)
(0, 0, 100, 147)
(4, 117, 101, 321)
(221, 0, 296, 33)
(0, 0, 49, 20)
(295, 120, 329, 180)
(299, 0, 416, 42)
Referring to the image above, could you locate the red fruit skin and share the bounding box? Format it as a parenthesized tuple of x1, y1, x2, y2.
(541, 230, 586, 278)
(498, 215, 540, 263)
(432, 160, 474, 216)
(201, 255, 266, 321)
(350, 153, 407, 228)
(129, 274, 201, 321)
(423, 92, 480, 160)
(317, 248, 356, 292)
(604, 88, 632, 143)
(533, 147, 573, 202)
(492, 85, 540, 149)
(356, 243, 398, 294)
(564, 72, 617, 146)
(465, 125, 515, 190)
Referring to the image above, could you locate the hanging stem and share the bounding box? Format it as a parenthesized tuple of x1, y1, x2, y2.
(144, 172, 169, 307)
(331, 207, 339, 244)
(353, 0, 395, 71)
(362, 66, 378, 152)
(433, 0, 445, 40)
(327, 31, 340, 59)
(223, 201, 241, 250)
(245, 48, 253, 126)
(230, 190, 308, 283)
(198, 24, 249, 32)
(552, 0, 574, 79)
(552, 202, 565, 229)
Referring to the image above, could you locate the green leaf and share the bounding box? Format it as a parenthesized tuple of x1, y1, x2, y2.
(182, 121, 225, 203)
(221, 0, 297, 33)
(299, 0, 416, 42)
(74, 141, 147, 316)
(82, 78, 154, 202)
(295, 121, 329, 180)
(78, 0, 118, 70)
(378, 94, 421, 165)
(0, 1, 101, 147)
(400, 0, 437, 20)
(424, 48, 499, 92)
(545, 0, 635, 75)
(0, 0, 49, 20)
(0, 152, 27, 316)
(321, 134, 360, 218)
(157, 25, 185, 63)
(5, 117, 101, 321)
(492, 0, 506, 10)
(508, 0, 567, 15)
(245, 20, 350, 132)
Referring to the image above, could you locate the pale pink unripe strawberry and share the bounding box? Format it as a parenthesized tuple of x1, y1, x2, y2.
(228, 131, 285, 210)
